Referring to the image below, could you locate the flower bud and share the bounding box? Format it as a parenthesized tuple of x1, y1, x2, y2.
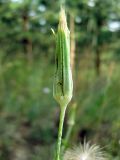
(53, 8, 73, 108)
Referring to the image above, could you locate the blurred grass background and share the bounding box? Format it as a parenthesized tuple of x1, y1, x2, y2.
(0, 0, 120, 160)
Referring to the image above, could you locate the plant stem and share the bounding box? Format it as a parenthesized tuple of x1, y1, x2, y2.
(56, 106, 66, 160)
(60, 0, 66, 6)
(62, 123, 73, 152)
(62, 103, 76, 153)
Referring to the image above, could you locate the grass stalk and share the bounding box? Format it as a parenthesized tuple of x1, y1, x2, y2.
(53, 7, 73, 160)
(56, 106, 66, 160)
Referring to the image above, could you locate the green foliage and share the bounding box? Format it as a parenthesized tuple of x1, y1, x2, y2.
(0, 0, 120, 160)
(0, 56, 55, 160)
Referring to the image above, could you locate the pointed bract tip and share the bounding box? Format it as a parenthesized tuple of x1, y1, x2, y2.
(58, 7, 69, 33)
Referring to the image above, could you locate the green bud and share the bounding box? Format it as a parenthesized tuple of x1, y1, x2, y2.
(53, 8, 73, 108)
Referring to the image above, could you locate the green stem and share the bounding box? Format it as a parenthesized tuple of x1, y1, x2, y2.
(62, 124, 73, 152)
(56, 106, 66, 160)
(60, 0, 66, 6)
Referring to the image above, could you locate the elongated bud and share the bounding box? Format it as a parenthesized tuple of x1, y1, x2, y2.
(53, 8, 73, 108)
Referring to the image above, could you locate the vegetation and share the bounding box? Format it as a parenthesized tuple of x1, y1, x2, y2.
(0, 0, 120, 160)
